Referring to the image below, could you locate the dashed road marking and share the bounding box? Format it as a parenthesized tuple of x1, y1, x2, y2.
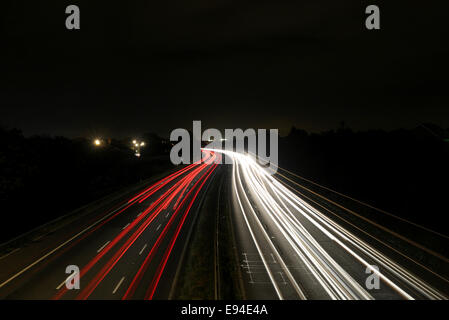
(243, 253, 254, 283)
(0, 199, 131, 289)
(139, 243, 147, 255)
(112, 276, 125, 294)
(97, 241, 111, 253)
(279, 272, 287, 284)
(56, 272, 78, 290)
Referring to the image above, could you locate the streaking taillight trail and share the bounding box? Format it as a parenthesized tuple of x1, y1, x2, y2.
(53, 150, 218, 300)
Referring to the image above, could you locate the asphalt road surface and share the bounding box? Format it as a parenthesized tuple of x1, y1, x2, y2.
(208, 148, 449, 300)
(1, 148, 448, 300)
(0, 150, 219, 299)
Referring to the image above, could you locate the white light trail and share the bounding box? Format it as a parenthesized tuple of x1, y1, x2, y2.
(204, 148, 447, 300)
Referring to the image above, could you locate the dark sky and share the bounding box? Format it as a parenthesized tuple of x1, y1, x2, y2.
(1, 0, 448, 138)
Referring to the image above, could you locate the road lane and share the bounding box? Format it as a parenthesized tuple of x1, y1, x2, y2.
(1, 147, 447, 300)
(207, 148, 449, 300)
(0, 150, 219, 300)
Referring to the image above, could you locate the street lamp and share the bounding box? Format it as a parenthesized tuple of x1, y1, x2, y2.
(93, 138, 102, 146)
(131, 139, 145, 157)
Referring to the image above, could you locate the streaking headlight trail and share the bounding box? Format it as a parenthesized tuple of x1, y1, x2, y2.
(204, 148, 447, 300)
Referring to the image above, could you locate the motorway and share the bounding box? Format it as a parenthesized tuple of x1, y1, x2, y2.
(207, 148, 449, 300)
(1, 148, 448, 300)
(0, 150, 219, 299)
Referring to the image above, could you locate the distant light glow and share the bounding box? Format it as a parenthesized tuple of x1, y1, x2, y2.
(94, 139, 101, 146)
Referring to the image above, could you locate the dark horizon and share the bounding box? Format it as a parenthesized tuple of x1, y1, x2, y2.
(2, 121, 449, 141)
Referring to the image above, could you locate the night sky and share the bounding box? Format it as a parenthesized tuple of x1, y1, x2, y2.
(1, 0, 448, 138)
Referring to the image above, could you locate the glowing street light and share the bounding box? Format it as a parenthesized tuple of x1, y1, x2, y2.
(94, 139, 102, 146)
(131, 139, 145, 157)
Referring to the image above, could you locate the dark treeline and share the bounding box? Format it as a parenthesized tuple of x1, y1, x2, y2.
(0, 127, 172, 243)
(278, 124, 449, 234)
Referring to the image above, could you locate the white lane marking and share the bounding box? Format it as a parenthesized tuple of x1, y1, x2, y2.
(56, 272, 78, 290)
(139, 244, 147, 255)
(242, 253, 254, 283)
(122, 223, 130, 230)
(165, 212, 170, 218)
(0, 248, 20, 261)
(156, 224, 162, 231)
(0, 200, 130, 289)
(112, 276, 125, 294)
(97, 241, 111, 253)
(279, 272, 287, 284)
(136, 212, 143, 218)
